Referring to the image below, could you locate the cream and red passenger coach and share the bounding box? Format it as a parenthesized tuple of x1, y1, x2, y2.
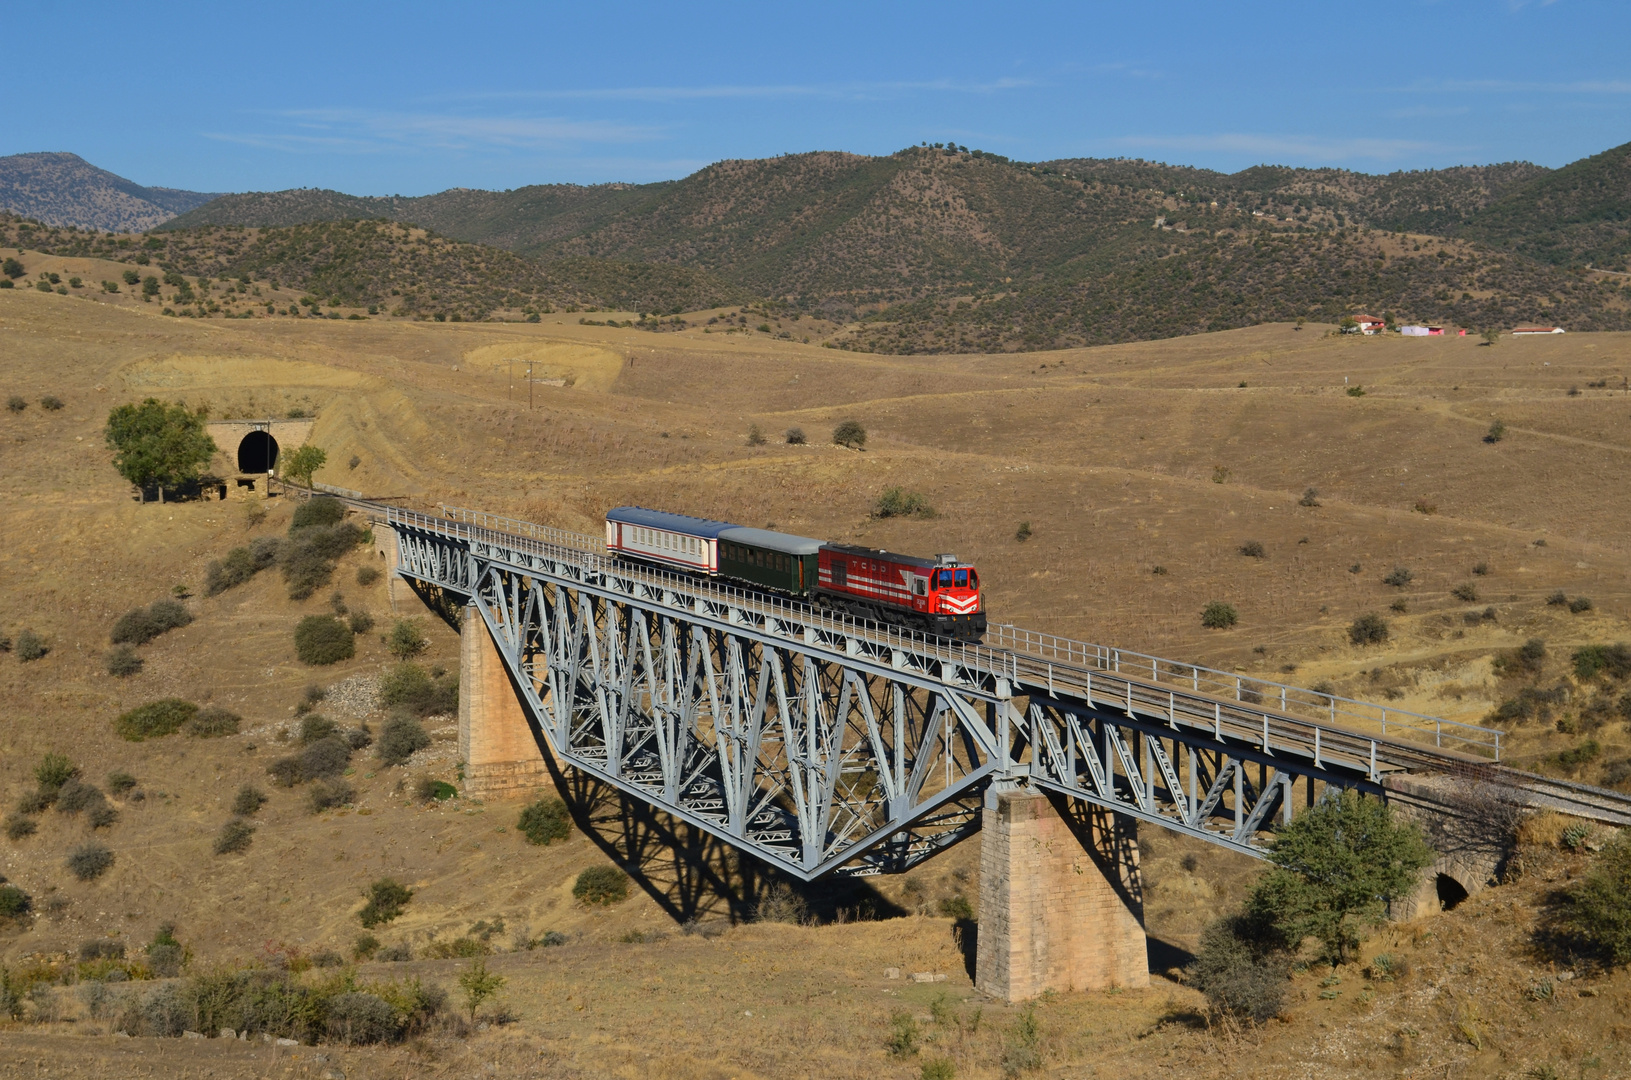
(605, 506, 986, 640)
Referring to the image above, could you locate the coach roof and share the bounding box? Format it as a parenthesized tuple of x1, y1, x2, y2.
(606, 506, 738, 539)
(718, 526, 822, 556)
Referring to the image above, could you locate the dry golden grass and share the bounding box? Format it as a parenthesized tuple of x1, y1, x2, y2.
(2, 287, 1630, 1076)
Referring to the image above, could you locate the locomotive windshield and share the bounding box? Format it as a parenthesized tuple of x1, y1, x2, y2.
(935, 568, 978, 589)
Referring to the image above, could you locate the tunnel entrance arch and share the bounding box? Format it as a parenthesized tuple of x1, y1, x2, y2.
(238, 430, 279, 473)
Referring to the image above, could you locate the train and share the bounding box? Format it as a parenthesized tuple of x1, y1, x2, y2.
(604, 506, 987, 641)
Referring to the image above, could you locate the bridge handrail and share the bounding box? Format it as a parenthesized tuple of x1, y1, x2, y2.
(986, 623, 1501, 760)
(438, 504, 606, 555)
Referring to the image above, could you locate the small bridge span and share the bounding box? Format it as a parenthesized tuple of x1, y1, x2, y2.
(296, 488, 1630, 999)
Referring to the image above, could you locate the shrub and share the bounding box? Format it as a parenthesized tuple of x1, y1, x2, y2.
(15, 630, 47, 662)
(417, 777, 457, 802)
(356, 564, 381, 587)
(0, 884, 32, 920)
(517, 797, 569, 845)
(1484, 420, 1505, 443)
(784, 427, 806, 445)
(291, 496, 345, 530)
(457, 957, 506, 1021)
(377, 716, 431, 766)
(185, 706, 241, 737)
(938, 895, 974, 921)
(300, 735, 353, 780)
(146, 924, 183, 977)
(746, 424, 766, 446)
(353, 934, 381, 961)
(89, 802, 119, 829)
(999, 1005, 1042, 1076)
(1547, 589, 1568, 606)
(348, 609, 375, 635)
(573, 866, 630, 906)
(378, 943, 412, 962)
(79, 939, 125, 961)
(299, 714, 339, 744)
(205, 547, 257, 596)
(1201, 602, 1238, 630)
(114, 699, 197, 741)
(214, 818, 255, 855)
(1472, 562, 1490, 576)
(281, 521, 369, 600)
(229, 785, 266, 817)
(1239, 540, 1266, 558)
(874, 487, 934, 518)
(1574, 644, 1631, 681)
(386, 619, 428, 660)
(886, 1009, 920, 1057)
(1450, 583, 1479, 602)
(268, 755, 303, 787)
(294, 615, 354, 665)
(1570, 596, 1593, 614)
(1187, 913, 1288, 1024)
(359, 878, 413, 928)
(379, 662, 457, 717)
(107, 771, 138, 794)
(1298, 487, 1320, 507)
(1494, 637, 1548, 678)
(832, 419, 866, 449)
(328, 991, 401, 1044)
(1382, 566, 1413, 587)
(1390, 598, 1408, 613)
(1015, 520, 1032, 542)
(5, 814, 37, 840)
(1546, 831, 1631, 966)
(111, 599, 190, 645)
(6, 395, 26, 413)
(296, 683, 327, 715)
(921, 1058, 956, 1080)
(36, 753, 79, 792)
(67, 843, 115, 881)
(307, 778, 355, 813)
(106, 645, 143, 677)
(1349, 613, 1389, 646)
(55, 779, 105, 815)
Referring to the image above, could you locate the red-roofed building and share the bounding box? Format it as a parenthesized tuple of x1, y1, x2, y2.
(1512, 326, 1565, 335)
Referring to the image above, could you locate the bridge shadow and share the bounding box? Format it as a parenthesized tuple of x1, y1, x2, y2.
(405, 578, 466, 634)
(537, 744, 906, 927)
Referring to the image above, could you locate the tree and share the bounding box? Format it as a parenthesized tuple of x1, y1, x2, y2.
(1, 258, 22, 279)
(1245, 790, 1432, 965)
(832, 419, 867, 449)
(103, 399, 217, 503)
(283, 444, 328, 488)
(1547, 830, 1631, 966)
(121, 269, 140, 286)
(457, 957, 505, 1021)
(1481, 328, 1500, 346)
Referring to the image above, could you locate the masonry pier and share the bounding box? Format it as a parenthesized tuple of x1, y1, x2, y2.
(976, 789, 1150, 1002)
(458, 603, 554, 800)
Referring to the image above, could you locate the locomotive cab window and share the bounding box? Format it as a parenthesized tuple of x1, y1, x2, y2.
(954, 569, 969, 588)
(914, 578, 926, 596)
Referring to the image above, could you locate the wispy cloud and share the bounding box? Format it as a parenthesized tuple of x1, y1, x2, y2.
(1110, 133, 1451, 163)
(1387, 77, 1631, 95)
(204, 108, 663, 156)
(439, 77, 1037, 105)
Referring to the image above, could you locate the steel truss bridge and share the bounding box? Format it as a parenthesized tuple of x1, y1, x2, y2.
(320, 492, 1627, 881)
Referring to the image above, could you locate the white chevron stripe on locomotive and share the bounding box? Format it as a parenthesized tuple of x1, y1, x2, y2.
(941, 596, 979, 613)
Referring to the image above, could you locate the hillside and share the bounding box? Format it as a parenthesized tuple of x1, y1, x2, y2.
(1461, 139, 1631, 269)
(3, 294, 1631, 1076)
(0, 214, 736, 319)
(0, 152, 221, 233)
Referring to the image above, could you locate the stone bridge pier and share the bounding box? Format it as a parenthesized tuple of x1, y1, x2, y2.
(457, 603, 555, 800)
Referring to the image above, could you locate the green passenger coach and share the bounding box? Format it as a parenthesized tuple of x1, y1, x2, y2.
(716, 526, 821, 597)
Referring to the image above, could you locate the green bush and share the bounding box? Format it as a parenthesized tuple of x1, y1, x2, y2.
(67, 843, 115, 881)
(294, 615, 354, 665)
(1382, 566, 1413, 587)
(416, 778, 457, 802)
(359, 878, 413, 928)
(1547, 831, 1631, 966)
(5, 814, 37, 840)
(291, 496, 346, 530)
(998, 1005, 1042, 1075)
(106, 645, 143, 677)
(1348, 613, 1389, 646)
(214, 818, 255, 855)
(386, 620, 429, 660)
(267, 757, 303, 787)
(921, 1058, 956, 1080)
(517, 797, 569, 845)
(1187, 913, 1288, 1024)
(15, 630, 47, 662)
(348, 609, 375, 635)
(785, 426, 807, 445)
(1451, 583, 1480, 603)
(0, 884, 32, 919)
(231, 785, 267, 816)
(281, 522, 369, 600)
(1574, 644, 1631, 681)
(205, 548, 258, 596)
(379, 662, 457, 716)
(353, 933, 381, 961)
(886, 1009, 920, 1057)
(107, 771, 138, 794)
(146, 923, 184, 977)
(832, 419, 866, 449)
(300, 735, 353, 779)
(937, 894, 974, 921)
(36, 753, 79, 791)
(299, 714, 339, 744)
(327, 991, 401, 1044)
(1201, 601, 1238, 630)
(307, 778, 355, 813)
(377, 716, 431, 766)
(114, 699, 197, 741)
(873, 487, 935, 519)
(1570, 596, 1594, 614)
(356, 564, 381, 587)
(1239, 540, 1266, 558)
(55, 779, 106, 815)
(573, 866, 630, 906)
(185, 706, 241, 737)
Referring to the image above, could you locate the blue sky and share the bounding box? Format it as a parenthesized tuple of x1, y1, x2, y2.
(9, 0, 1629, 195)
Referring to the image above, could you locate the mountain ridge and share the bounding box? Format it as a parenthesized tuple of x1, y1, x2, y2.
(0, 152, 222, 232)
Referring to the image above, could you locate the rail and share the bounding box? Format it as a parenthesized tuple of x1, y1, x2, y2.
(987, 624, 1503, 761)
